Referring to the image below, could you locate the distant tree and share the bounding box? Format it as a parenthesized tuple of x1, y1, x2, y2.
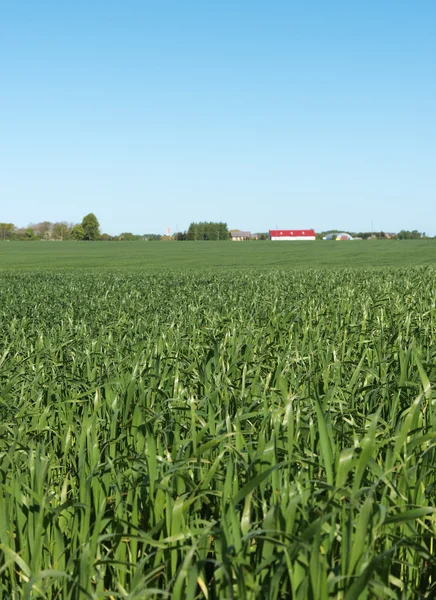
(52, 222, 69, 240)
(27, 221, 51, 239)
(81, 213, 100, 240)
(119, 232, 143, 241)
(24, 227, 35, 239)
(187, 221, 229, 240)
(71, 224, 85, 240)
(397, 230, 423, 240)
(39, 221, 53, 239)
(143, 234, 162, 241)
(186, 224, 197, 240)
(0, 223, 15, 240)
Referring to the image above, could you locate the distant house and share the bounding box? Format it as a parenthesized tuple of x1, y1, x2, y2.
(269, 229, 316, 241)
(231, 230, 251, 241)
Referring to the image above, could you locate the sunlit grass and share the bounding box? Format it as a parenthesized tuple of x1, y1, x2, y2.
(0, 267, 435, 598)
(0, 239, 435, 270)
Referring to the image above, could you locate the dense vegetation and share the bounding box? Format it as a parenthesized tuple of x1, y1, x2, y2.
(0, 239, 436, 271)
(186, 222, 230, 241)
(1, 220, 433, 242)
(317, 230, 428, 240)
(0, 267, 435, 598)
(0, 214, 102, 242)
(0, 217, 232, 242)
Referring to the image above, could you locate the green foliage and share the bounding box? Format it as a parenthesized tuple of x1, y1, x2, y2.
(70, 224, 85, 240)
(0, 222, 16, 240)
(119, 231, 141, 241)
(397, 229, 425, 240)
(0, 267, 435, 598)
(51, 222, 70, 240)
(34, 221, 52, 239)
(144, 233, 162, 241)
(24, 227, 35, 239)
(81, 213, 100, 240)
(187, 221, 229, 240)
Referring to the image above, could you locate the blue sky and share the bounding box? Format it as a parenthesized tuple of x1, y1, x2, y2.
(1, 1, 435, 235)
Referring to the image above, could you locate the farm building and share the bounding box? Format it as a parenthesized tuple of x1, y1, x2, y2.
(269, 229, 316, 241)
(323, 232, 354, 240)
(230, 230, 251, 241)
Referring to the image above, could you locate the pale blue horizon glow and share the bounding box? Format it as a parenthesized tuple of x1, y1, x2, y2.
(1, 1, 435, 236)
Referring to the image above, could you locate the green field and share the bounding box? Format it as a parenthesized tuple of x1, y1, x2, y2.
(0, 239, 435, 270)
(1, 265, 435, 599)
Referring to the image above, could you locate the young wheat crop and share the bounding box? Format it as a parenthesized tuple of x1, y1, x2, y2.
(0, 268, 435, 598)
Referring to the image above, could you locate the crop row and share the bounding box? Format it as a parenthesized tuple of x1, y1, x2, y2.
(0, 268, 435, 598)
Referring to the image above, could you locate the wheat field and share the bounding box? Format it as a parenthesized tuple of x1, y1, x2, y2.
(0, 267, 435, 598)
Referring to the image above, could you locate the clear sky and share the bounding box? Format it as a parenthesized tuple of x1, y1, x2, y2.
(1, 1, 435, 235)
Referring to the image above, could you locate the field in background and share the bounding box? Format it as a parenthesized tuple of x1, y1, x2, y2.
(0, 239, 435, 270)
(0, 267, 435, 598)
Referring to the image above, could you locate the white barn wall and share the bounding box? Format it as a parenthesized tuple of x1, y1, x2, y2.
(270, 236, 316, 241)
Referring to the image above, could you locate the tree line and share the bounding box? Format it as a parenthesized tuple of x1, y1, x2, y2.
(317, 229, 430, 240)
(0, 214, 163, 242)
(0, 218, 232, 242)
(0, 217, 432, 241)
(0, 214, 101, 241)
(183, 222, 230, 241)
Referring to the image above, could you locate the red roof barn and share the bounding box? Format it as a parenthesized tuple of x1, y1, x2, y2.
(269, 229, 316, 240)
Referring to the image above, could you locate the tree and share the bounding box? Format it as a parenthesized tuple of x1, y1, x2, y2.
(187, 221, 229, 241)
(0, 223, 15, 240)
(52, 222, 69, 240)
(397, 230, 423, 240)
(24, 227, 35, 239)
(35, 221, 53, 239)
(81, 213, 100, 240)
(143, 234, 162, 241)
(71, 225, 85, 240)
(119, 232, 142, 241)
